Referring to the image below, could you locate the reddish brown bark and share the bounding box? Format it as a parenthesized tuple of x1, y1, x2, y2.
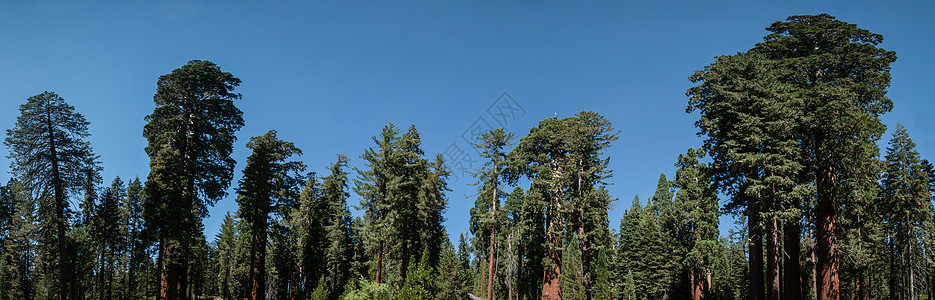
(488, 186, 498, 300)
(691, 267, 703, 300)
(249, 214, 269, 300)
(540, 204, 561, 300)
(376, 240, 383, 284)
(784, 220, 802, 300)
(816, 165, 840, 300)
(749, 205, 764, 300)
(767, 215, 781, 300)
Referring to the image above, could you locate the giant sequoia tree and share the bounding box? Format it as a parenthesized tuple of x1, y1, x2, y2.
(5, 91, 98, 300)
(688, 14, 895, 300)
(510, 111, 617, 300)
(754, 15, 896, 300)
(143, 60, 244, 300)
(236, 130, 305, 300)
(688, 51, 807, 300)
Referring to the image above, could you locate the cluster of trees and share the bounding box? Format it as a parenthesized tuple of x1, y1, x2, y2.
(0, 13, 932, 300)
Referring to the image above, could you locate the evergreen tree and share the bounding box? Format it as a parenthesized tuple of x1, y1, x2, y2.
(354, 124, 401, 284)
(235, 130, 305, 300)
(510, 112, 617, 300)
(4, 91, 99, 299)
(292, 173, 322, 297)
(754, 15, 897, 300)
(91, 177, 127, 300)
(214, 212, 249, 300)
(688, 49, 808, 300)
(123, 177, 148, 299)
(143, 60, 244, 300)
(321, 155, 354, 299)
(881, 124, 932, 300)
(2, 180, 38, 299)
(672, 148, 720, 300)
(470, 128, 516, 300)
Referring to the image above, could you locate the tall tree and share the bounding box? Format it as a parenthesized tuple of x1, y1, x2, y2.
(672, 148, 720, 300)
(881, 124, 932, 300)
(123, 177, 147, 299)
(754, 15, 897, 300)
(2, 180, 39, 299)
(688, 50, 808, 300)
(470, 128, 516, 300)
(236, 130, 306, 300)
(143, 60, 244, 300)
(91, 177, 127, 300)
(510, 111, 617, 300)
(4, 91, 99, 300)
(321, 155, 355, 299)
(354, 124, 401, 284)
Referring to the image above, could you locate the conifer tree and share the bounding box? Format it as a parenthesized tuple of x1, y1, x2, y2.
(881, 124, 932, 299)
(754, 15, 897, 300)
(354, 124, 401, 284)
(321, 155, 354, 298)
(470, 128, 515, 300)
(236, 130, 305, 300)
(689, 50, 807, 300)
(143, 60, 244, 299)
(5, 91, 99, 299)
(672, 148, 720, 300)
(2, 180, 38, 299)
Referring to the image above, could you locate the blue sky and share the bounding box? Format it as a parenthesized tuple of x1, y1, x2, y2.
(2, 1, 932, 242)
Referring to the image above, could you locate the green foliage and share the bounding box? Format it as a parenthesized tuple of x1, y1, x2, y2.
(310, 276, 329, 300)
(341, 277, 392, 300)
(4, 91, 99, 298)
(399, 251, 436, 300)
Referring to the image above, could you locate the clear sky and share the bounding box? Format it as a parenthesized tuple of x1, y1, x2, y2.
(2, 1, 932, 242)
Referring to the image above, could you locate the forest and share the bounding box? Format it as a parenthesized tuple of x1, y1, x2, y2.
(1, 13, 933, 300)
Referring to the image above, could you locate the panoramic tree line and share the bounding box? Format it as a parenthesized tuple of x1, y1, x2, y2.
(0, 14, 933, 300)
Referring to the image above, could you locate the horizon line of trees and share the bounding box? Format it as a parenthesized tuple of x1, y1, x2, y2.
(1, 13, 934, 300)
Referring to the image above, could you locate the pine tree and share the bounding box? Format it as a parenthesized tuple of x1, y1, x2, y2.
(672, 148, 720, 300)
(470, 128, 516, 300)
(321, 155, 354, 299)
(123, 177, 148, 299)
(143, 60, 244, 300)
(4, 91, 99, 299)
(354, 124, 401, 284)
(294, 173, 322, 297)
(236, 130, 305, 300)
(881, 124, 932, 300)
(214, 212, 249, 300)
(91, 177, 127, 300)
(2, 180, 38, 299)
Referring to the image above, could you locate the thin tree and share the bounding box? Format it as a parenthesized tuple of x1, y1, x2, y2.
(471, 128, 516, 300)
(5, 91, 98, 300)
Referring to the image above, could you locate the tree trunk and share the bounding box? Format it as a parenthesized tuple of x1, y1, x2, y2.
(540, 226, 561, 300)
(767, 215, 781, 300)
(749, 205, 764, 300)
(46, 108, 67, 300)
(541, 156, 563, 300)
(816, 163, 840, 300)
(376, 240, 383, 284)
(784, 219, 802, 300)
(250, 214, 269, 300)
(488, 185, 498, 300)
(691, 267, 702, 300)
